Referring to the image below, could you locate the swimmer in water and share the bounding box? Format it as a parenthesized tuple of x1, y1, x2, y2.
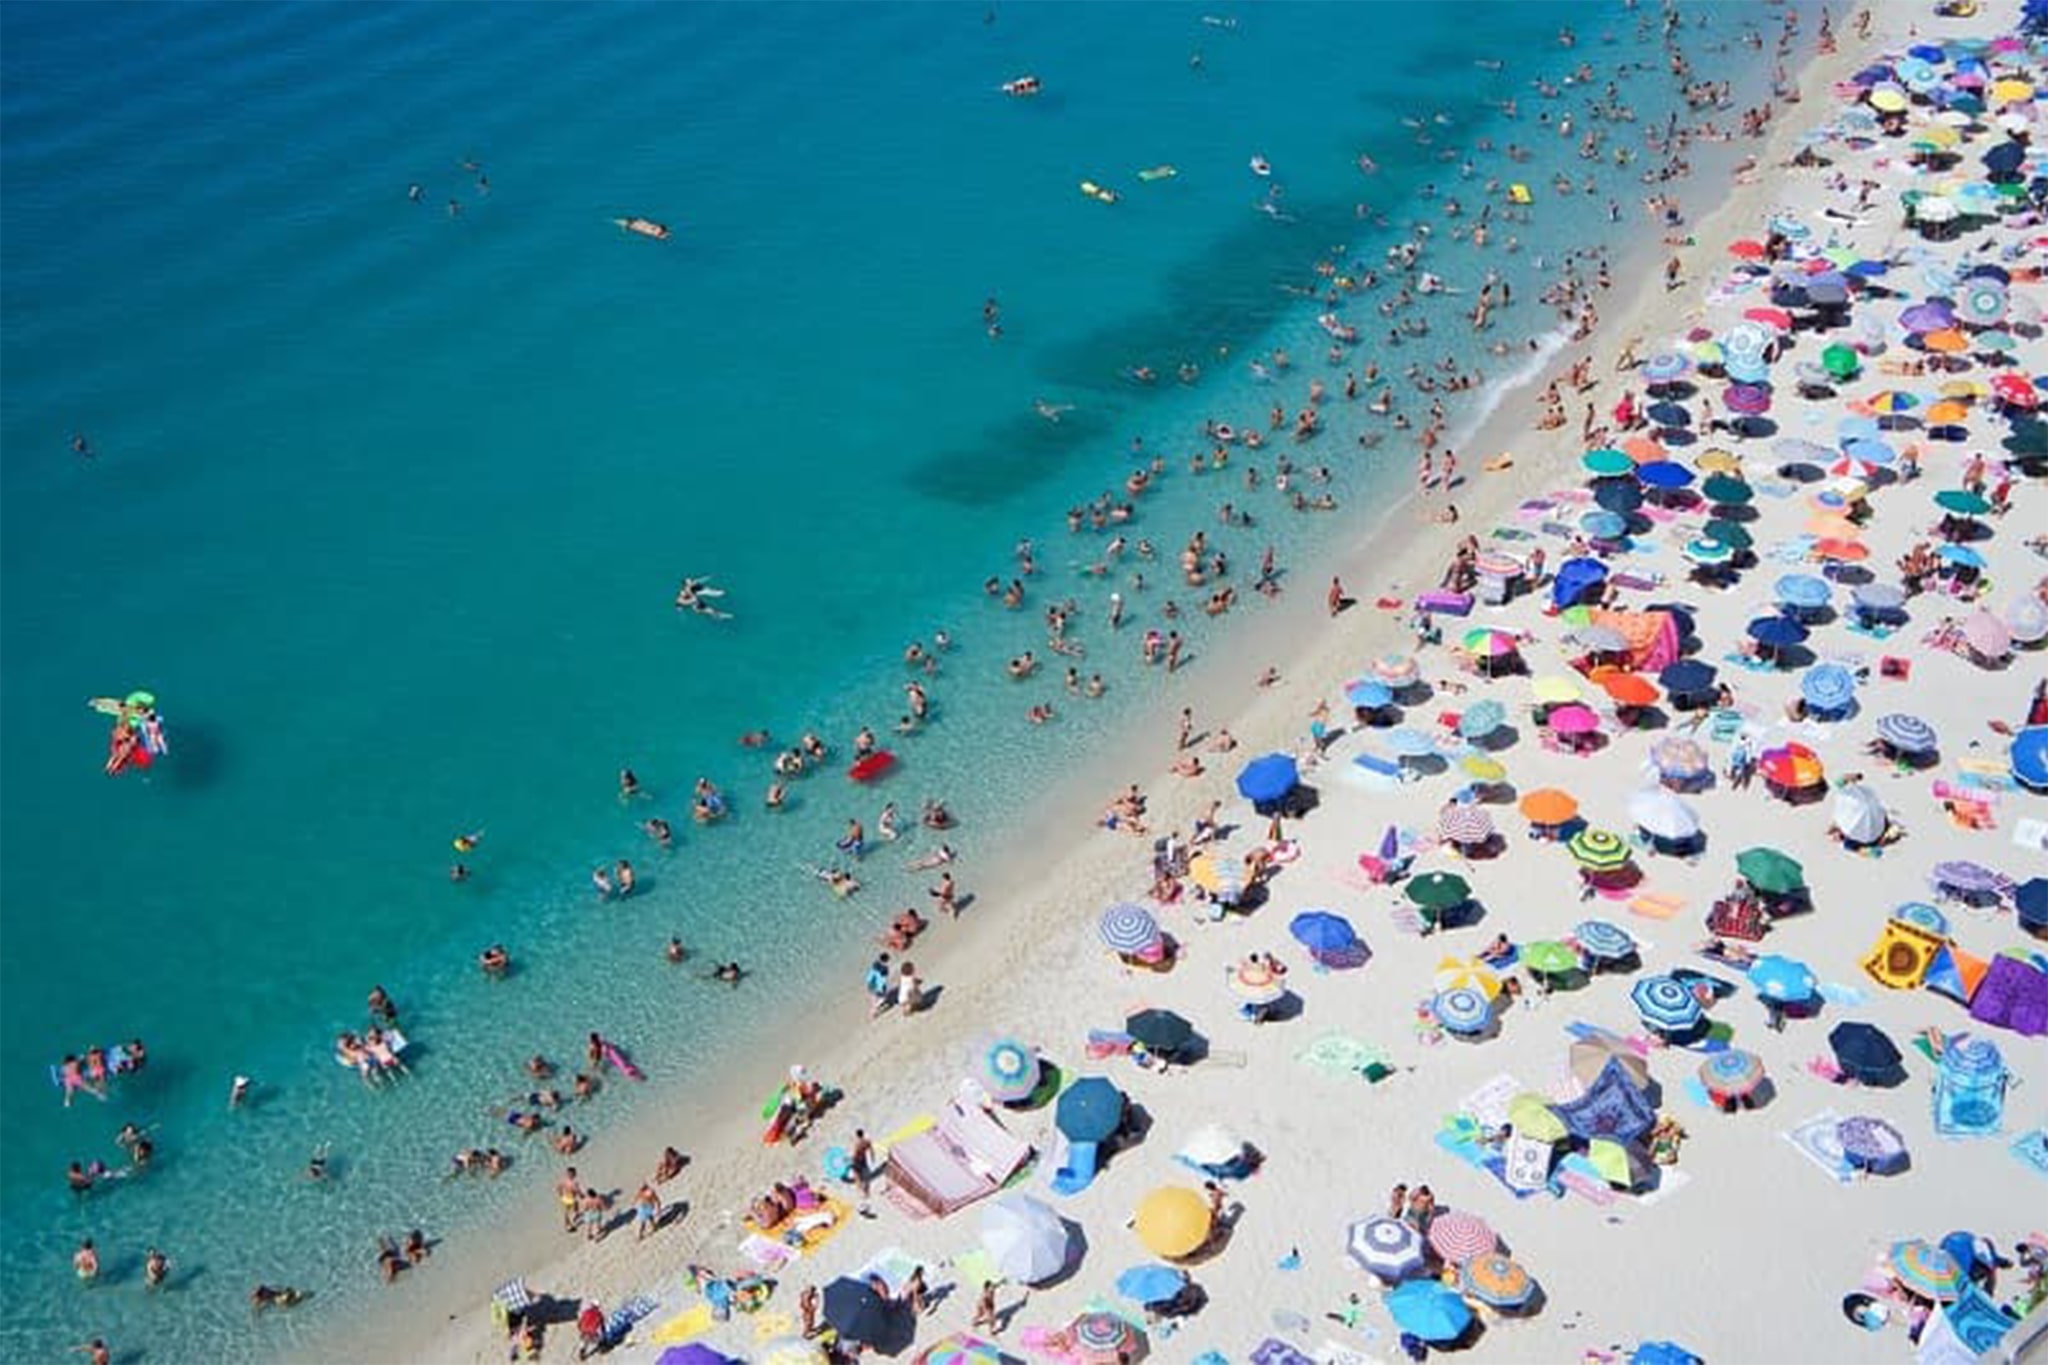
(1033, 397, 1075, 423)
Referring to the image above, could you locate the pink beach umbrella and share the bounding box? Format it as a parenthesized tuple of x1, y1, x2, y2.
(1548, 704, 1601, 735)
(1425, 1209, 1498, 1264)
(1961, 610, 2012, 661)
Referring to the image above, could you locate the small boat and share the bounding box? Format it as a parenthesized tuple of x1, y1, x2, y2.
(1249, 155, 1271, 177)
(1137, 164, 1178, 182)
(1317, 313, 1358, 343)
(615, 217, 671, 240)
(1001, 75, 1041, 97)
(1079, 180, 1120, 205)
(848, 750, 897, 783)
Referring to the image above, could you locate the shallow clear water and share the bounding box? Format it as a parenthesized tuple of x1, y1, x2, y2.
(0, 3, 1786, 1357)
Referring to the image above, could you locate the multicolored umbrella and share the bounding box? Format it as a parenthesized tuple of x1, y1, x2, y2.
(1346, 1215, 1425, 1281)
(1651, 736, 1710, 781)
(1697, 1048, 1765, 1098)
(1631, 975, 1704, 1033)
(1228, 959, 1287, 1006)
(1574, 919, 1636, 961)
(1433, 956, 1502, 999)
(982, 1037, 1040, 1102)
(1568, 827, 1631, 871)
(1438, 803, 1496, 847)
(1070, 1310, 1141, 1364)
(1432, 987, 1493, 1036)
(1460, 1253, 1535, 1309)
(1890, 1240, 1965, 1302)
(1462, 629, 1520, 658)
(1426, 1209, 1497, 1264)
(1099, 902, 1161, 954)
(1758, 742, 1825, 790)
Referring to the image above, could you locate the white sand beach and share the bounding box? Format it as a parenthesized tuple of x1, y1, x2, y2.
(346, 6, 2048, 1364)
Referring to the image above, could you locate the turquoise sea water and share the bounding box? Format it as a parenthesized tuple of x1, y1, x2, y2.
(0, 4, 1789, 1358)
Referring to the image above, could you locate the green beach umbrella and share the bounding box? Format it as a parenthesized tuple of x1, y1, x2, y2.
(1506, 1093, 1568, 1143)
(1934, 489, 1991, 516)
(1583, 448, 1634, 477)
(1701, 474, 1753, 505)
(1703, 519, 1752, 550)
(1567, 828, 1631, 872)
(1405, 871, 1471, 911)
(1736, 847, 1804, 895)
(1821, 343, 1861, 380)
(1521, 940, 1578, 978)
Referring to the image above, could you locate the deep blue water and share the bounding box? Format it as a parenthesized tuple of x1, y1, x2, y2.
(0, 3, 1783, 1358)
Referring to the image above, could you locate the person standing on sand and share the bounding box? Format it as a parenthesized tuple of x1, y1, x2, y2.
(851, 1129, 876, 1213)
(897, 961, 923, 1016)
(556, 1168, 581, 1232)
(633, 1183, 662, 1240)
(1328, 577, 1347, 616)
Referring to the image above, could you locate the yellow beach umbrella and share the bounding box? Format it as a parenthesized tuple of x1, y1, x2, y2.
(1924, 400, 1971, 425)
(1921, 328, 1968, 354)
(1939, 379, 1988, 400)
(1694, 448, 1741, 474)
(1912, 123, 1961, 150)
(1869, 88, 1908, 113)
(1134, 1186, 1212, 1258)
(1991, 78, 2034, 106)
(1434, 956, 1502, 1000)
(1531, 675, 1583, 704)
(1459, 753, 1507, 782)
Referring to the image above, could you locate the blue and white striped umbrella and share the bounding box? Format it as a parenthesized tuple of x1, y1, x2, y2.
(1346, 1215, 1426, 1281)
(1457, 700, 1508, 740)
(1642, 352, 1691, 384)
(1875, 713, 1937, 754)
(1385, 727, 1438, 758)
(1775, 574, 1832, 609)
(1800, 663, 1857, 713)
(1748, 954, 1818, 1003)
(1432, 987, 1494, 1035)
(1582, 510, 1628, 539)
(1631, 975, 1704, 1033)
(1345, 678, 1394, 710)
(1574, 919, 1637, 961)
(1098, 902, 1161, 954)
(1852, 583, 1906, 612)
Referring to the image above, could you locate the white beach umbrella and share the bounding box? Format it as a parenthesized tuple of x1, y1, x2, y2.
(979, 1193, 1072, 1285)
(1628, 789, 1701, 842)
(1832, 783, 1890, 845)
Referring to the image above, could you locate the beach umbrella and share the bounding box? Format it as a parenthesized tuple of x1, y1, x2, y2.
(1931, 860, 2001, 899)
(1462, 628, 1519, 658)
(980, 1194, 1072, 1284)
(1289, 910, 1358, 956)
(1575, 919, 1636, 962)
(1775, 574, 1832, 610)
(1899, 301, 1955, 334)
(1598, 672, 1658, 708)
(1836, 1116, 1909, 1174)
(1426, 1210, 1497, 1264)
(1133, 1186, 1210, 1259)
(1386, 1280, 1474, 1344)
(1518, 788, 1578, 825)
(1890, 1240, 1966, 1302)
(1569, 625, 1630, 654)
(1585, 1137, 1653, 1189)
(1701, 474, 1752, 505)
(1832, 783, 1889, 844)
(1475, 554, 1523, 581)
(1114, 1264, 1186, 1307)
(1531, 675, 1584, 704)
(1735, 846, 1804, 895)
(1893, 900, 1949, 935)
(1961, 610, 2011, 661)
(1583, 447, 1636, 477)
(1650, 736, 1710, 783)
(1099, 903, 1162, 955)
(1852, 583, 1905, 613)
(1821, 343, 1861, 379)
(1569, 1033, 1651, 1090)
(1438, 803, 1495, 848)
(1627, 790, 1699, 841)
(2018, 878, 2048, 932)
(1631, 975, 1704, 1033)
(1126, 1009, 1193, 1054)
(1703, 519, 1752, 550)
(822, 1277, 894, 1345)
(1548, 704, 1600, 736)
(981, 1037, 1040, 1103)
(1372, 652, 1420, 686)
(1460, 1252, 1535, 1309)
(1992, 372, 2039, 408)
(1623, 436, 1668, 465)
(1935, 488, 1992, 516)
(1645, 401, 1691, 430)
(1068, 1311, 1140, 1365)
(1177, 1123, 1245, 1171)
(1723, 384, 1772, 416)
(1829, 1022, 1903, 1083)
(1459, 753, 1506, 783)
(1722, 321, 1770, 364)
(1346, 1215, 1426, 1282)
(1697, 1048, 1765, 1100)
(1641, 352, 1689, 383)
(1800, 663, 1857, 714)
(1568, 828, 1630, 872)
(1344, 677, 1394, 710)
(1431, 987, 1493, 1036)
(1055, 1077, 1125, 1143)
(1657, 660, 1716, 697)
(1727, 239, 1766, 260)
(1594, 480, 1643, 515)
(2015, 726, 2048, 790)
(1385, 727, 1437, 759)
(1630, 1344, 1702, 1365)
(1748, 953, 1817, 1003)
(1521, 941, 1578, 982)
(1228, 959, 1287, 1007)
(1456, 699, 1507, 739)
(661, 1348, 740, 1365)
(1694, 447, 1741, 474)
(1924, 399, 1973, 426)
(1405, 871, 1470, 911)
(1580, 510, 1628, 540)
(1828, 454, 1878, 482)
(1637, 461, 1694, 490)
(916, 1337, 1003, 1365)
(1747, 616, 1808, 649)
(1744, 305, 1793, 332)
(1235, 753, 1299, 806)
(1937, 544, 1986, 571)
(2007, 596, 2048, 645)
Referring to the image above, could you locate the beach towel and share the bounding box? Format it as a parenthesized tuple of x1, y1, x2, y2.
(1459, 1074, 1521, 1130)
(2009, 1129, 2048, 1179)
(1629, 891, 1686, 920)
(1049, 1138, 1099, 1197)
(737, 1234, 796, 1272)
(1503, 1132, 1558, 1194)
(1298, 1034, 1391, 1080)
(1555, 1155, 1619, 1205)
(644, 1303, 714, 1346)
(602, 1295, 660, 1347)
(1783, 1111, 1854, 1183)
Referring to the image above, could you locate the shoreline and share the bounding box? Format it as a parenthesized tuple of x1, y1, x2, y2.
(350, 12, 1891, 1362)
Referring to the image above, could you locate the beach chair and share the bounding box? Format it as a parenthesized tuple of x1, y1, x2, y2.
(1048, 1138, 1099, 1197)
(1706, 709, 1743, 744)
(1085, 1029, 1134, 1060)
(490, 1279, 533, 1333)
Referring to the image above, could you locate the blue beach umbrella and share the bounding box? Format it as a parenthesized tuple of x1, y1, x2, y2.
(1875, 713, 1937, 754)
(1594, 480, 1643, 514)
(1386, 1280, 1474, 1343)
(1099, 903, 1161, 955)
(1657, 659, 1716, 696)
(1641, 352, 1690, 384)
(1115, 1263, 1185, 1306)
(1852, 583, 1905, 614)
(2011, 726, 2048, 790)
(1637, 461, 1695, 490)
(1289, 910, 1358, 955)
(1385, 727, 1437, 758)
(1583, 448, 1635, 477)
(1646, 402, 1692, 429)
(1432, 987, 1493, 1036)
(1747, 616, 1808, 649)
(1630, 1344, 1703, 1365)
(1936, 545, 1985, 570)
(1683, 538, 1733, 566)
(1843, 437, 1896, 466)
(982, 1038, 1040, 1102)
(1581, 510, 1628, 539)
(1748, 954, 1818, 1003)
(1574, 919, 1636, 961)
(1775, 574, 1831, 609)
(1631, 975, 1704, 1033)
(1457, 700, 1507, 740)
(1055, 1077, 1125, 1143)
(1800, 663, 1857, 714)
(1892, 901, 1949, 935)
(1235, 753, 1299, 806)
(1345, 678, 1393, 710)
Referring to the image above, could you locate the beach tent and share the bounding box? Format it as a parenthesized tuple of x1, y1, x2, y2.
(885, 1099, 1034, 1217)
(1968, 956, 2048, 1036)
(1552, 557, 1608, 610)
(1550, 1057, 1657, 1142)
(1923, 944, 1991, 1006)
(1861, 919, 1944, 990)
(1570, 1034, 1651, 1091)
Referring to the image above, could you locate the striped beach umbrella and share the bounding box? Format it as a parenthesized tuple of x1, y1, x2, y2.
(1457, 700, 1507, 739)
(981, 1037, 1040, 1102)
(1098, 903, 1161, 954)
(1069, 1310, 1141, 1363)
(1697, 1048, 1765, 1099)
(1426, 1209, 1498, 1264)
(1631, 975, 1704, 1033)
(1800, 663, 1857, 714)
(1462, 628, 1520, 658)
(1460, 1252, 1536, 1309)
(1346, 1215, 1426, 1282)
(1228, 959, 1286, 1007)
(1438, 803, 1496, 848)
(1431, 987, 1493, 1036)
(1573, 919, 1636, 961)
(1683, 537, 1734, 566)
(1890, 1240, 1966, 1302)
(917, 1336, 1004, 1365)
(1567, 827, 1631, 871)
(1433, 956, 1502, 999)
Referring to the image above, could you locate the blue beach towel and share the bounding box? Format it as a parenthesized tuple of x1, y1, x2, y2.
(1050, 1139, 1099, 1197)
